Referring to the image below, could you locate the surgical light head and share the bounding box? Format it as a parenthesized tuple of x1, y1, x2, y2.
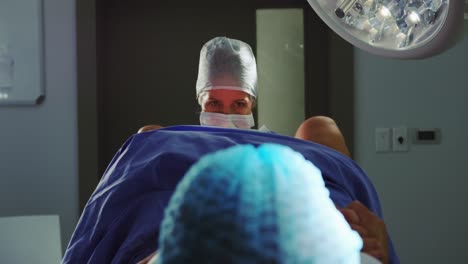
(196, 37, 258, 101)
(307, 0, 467, 59)
(156, 144, 363, 264)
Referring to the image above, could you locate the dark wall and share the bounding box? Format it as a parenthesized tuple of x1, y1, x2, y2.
(328, 32, 354, 155)
(77, 0, 99, 212)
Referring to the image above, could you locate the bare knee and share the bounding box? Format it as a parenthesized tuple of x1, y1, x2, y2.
(295, 116, 351, 157)
(295, 116, 338, 138)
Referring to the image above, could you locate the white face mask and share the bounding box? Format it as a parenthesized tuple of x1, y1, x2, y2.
(200, 112, 255, 129)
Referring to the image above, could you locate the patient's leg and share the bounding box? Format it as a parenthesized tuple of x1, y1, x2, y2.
(294, 116, 351, 157)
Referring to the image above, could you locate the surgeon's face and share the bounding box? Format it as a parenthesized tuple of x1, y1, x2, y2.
(201, 89, 254, 115)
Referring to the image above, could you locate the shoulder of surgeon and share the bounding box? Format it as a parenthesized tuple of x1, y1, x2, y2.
(137, 124, 164, 133)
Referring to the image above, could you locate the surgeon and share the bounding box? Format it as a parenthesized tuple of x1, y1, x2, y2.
(140, 36, 351, 156)
(139, 36, 393, 263)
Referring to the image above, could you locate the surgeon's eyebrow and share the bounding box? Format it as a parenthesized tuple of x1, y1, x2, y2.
(234, 99, 248, 104)
(206, 95, 220, 101)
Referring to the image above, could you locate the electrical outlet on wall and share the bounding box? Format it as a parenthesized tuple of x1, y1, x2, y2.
(392, 127, 408, 152)
(375, 127, 391, 152)
(0, 44, 14, 89)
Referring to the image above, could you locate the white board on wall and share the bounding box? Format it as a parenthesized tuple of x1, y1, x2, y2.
(256, 9, 305, 136)
(0, 0, 44, 105)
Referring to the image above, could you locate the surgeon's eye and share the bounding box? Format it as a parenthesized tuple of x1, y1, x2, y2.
(234, 101, 247, 108)
(206, 100, 220, 108)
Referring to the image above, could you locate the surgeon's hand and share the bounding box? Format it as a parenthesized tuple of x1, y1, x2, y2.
(338, 201, 389, 264)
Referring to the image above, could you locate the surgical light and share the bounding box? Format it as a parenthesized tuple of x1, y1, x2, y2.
(307, 0, 468, 59)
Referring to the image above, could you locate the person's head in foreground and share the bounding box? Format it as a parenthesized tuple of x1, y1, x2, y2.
(196, 36, 257, 129)
(153, 144, 363, 263)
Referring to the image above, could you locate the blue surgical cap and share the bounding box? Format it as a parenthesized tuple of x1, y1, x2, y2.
(156, 144, 362, 264)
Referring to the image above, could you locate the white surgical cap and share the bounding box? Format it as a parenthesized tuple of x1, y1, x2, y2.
(196, 37, 257, 99)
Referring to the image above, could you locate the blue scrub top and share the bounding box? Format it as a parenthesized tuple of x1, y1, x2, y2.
(62, 125, 399, 264)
